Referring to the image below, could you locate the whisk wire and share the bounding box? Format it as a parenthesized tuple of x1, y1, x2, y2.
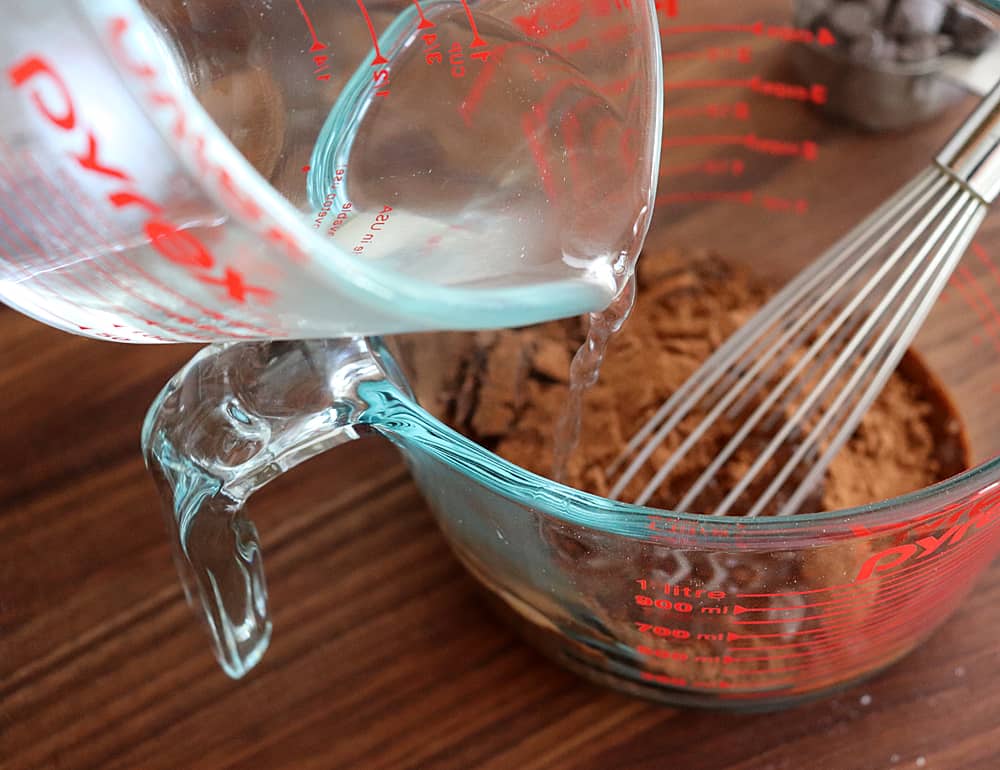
(623, 172, 952, 506)
(605, 171, 939, 491)
(728, 190, 979, 517)
(776, 199, 988, 516)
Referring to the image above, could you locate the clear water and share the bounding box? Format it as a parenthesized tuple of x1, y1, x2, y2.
(304, 4, 649, 300)
(552, 267, 639, 482)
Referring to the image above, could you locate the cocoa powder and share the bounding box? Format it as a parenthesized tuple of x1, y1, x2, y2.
(444, 248, 969, 514)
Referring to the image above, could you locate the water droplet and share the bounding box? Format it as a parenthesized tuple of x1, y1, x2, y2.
(859, 694, 872, 706)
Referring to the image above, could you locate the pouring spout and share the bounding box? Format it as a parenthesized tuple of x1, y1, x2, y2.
(142, 338, 388, 678)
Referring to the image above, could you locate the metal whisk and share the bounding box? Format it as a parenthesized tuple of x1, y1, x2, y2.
(608, 81, 1000, 517)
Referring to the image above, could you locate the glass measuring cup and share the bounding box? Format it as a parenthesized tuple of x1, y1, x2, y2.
(0, 0, 661, 342)
(143, 0, 1000, 709)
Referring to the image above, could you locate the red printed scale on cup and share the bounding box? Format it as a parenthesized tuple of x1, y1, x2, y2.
(611, 482, 1000, 696)
(657, 0, 835, 218)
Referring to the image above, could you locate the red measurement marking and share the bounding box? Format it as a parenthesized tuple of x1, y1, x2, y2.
(659, 21, 836, 48)
(302, 165, 311, 173)
(47, 175, 276, 334)
(22, 152, 269, 337)
(972, 241, 1000, 288)
(663, 101, 751, 121)
(761, 195, 808, 214)
(197, 267, 274, 304)
(658, 0, 678, 17)
(656, 190, 808, 216)
(0, 217, 106, 335)
(313, 52, 331, 81)
(661, 159, 746, 178)
(522, 110, 557, 201)
(459, 40, 550, 124)
(725, 539, 1000, 648)
(728, 563, 989, 662)
(661, 22, 766, 36)
(355, 0, 388, 64)
(952, 268, 1000, 355)
(294, 0, 329, 52)
(0, 157, 202, 340)
(665, 76, 826, 105)
(449, 42, 466, 78)
(730, 522, 1000, 622)
(458, 0, 487, 48)
(411, 0, 436, 29)
(662, 46, 752, 64)
(604, 74, 640, 97)
(733, 599, 837, 614)
(658, 190, 753, 205)
(662, 134, 818, 160)
(600, 23, 634, 44)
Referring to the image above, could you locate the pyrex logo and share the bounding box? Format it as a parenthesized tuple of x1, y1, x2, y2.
(854, 491, 1000, 582)
(7, 53, 270, 307)
(5, 16, 296, 309)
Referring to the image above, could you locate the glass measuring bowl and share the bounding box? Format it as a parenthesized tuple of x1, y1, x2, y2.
(143, 0, 1000, 709)
(0, 0, 660, 341)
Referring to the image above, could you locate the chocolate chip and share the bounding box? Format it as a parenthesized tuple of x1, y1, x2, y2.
(850, 29, 891, 59)
(887, 0, 949, 38)
(830, 2, 878, 39)
(868, 0, 894, 22)
(798, 0, 835, 26)
(898, 35, 940, 60)
(945, 6, 999, 55)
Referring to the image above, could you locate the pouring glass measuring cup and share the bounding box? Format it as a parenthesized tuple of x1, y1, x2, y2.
(0, 0, 661, 342)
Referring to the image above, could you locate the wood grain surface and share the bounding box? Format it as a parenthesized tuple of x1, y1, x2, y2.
(4, 6, 1000, 767)
(2, 304, 1000, 770)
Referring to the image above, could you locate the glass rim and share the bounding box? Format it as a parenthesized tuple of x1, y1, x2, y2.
(437, 422, 1000, 542)
(379, 335, 1000, 544)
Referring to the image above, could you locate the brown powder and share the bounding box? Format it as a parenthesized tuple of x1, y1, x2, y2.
(445, 248, 969, 514)
(424, 249, 971, 691)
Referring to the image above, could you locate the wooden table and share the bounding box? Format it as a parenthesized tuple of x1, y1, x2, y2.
(2, 308, 1000, 770)
(5, 10, 1000, 767)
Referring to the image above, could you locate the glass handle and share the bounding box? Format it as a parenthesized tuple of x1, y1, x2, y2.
(142, 338, 387, 677)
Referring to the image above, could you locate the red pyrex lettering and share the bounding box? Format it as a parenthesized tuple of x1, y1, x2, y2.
(104, 15, 305, 267)
(7, 52, 273, 306)
(854, 498, 1000, 582)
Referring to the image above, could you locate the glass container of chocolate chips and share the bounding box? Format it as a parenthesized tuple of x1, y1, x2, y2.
(793, 0, 998, 130)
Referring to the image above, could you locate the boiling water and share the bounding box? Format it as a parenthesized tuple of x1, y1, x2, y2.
(552, 266, 639, 482)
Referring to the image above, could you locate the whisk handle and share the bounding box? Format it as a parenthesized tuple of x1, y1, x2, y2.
(936, 80, 1000, 204)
